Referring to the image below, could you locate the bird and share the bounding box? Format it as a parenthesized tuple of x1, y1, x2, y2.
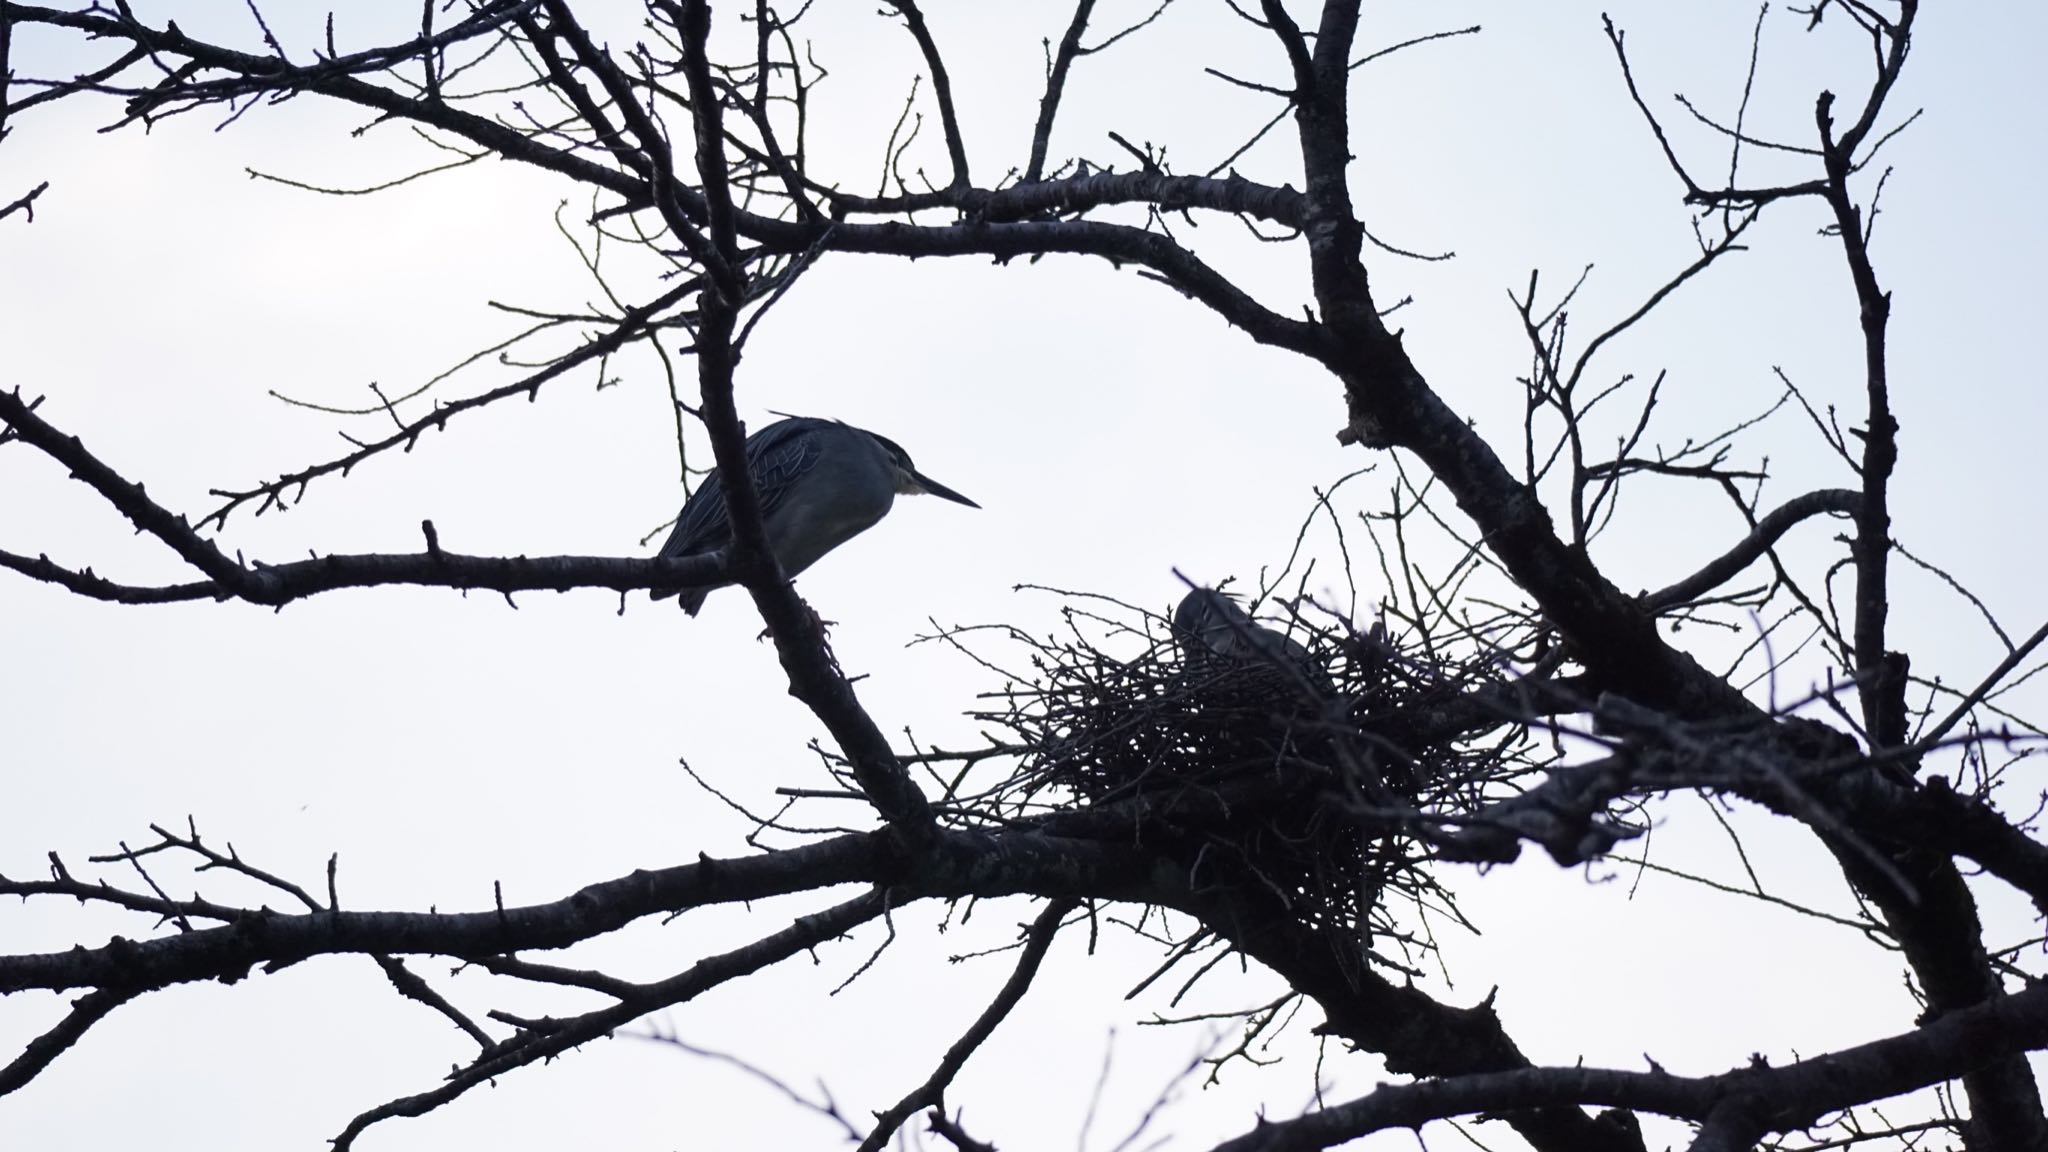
(652, 416, 980, 615)
(1172, 586, 1331, 695)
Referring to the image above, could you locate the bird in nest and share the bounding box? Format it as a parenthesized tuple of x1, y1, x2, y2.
(1172, 586, 1334, 697)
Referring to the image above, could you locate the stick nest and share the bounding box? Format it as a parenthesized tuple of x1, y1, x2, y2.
(938, 592, 1543, 981)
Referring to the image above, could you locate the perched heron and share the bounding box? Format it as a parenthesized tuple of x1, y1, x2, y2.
(652, 416, 980, 615)
(1173, 587, 1331, 694)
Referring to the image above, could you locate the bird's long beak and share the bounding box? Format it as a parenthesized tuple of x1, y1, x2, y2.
(908, 469, 981, 508)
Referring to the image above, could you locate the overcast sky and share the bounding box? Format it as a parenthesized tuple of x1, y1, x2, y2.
(4, 2, 2046, 1149)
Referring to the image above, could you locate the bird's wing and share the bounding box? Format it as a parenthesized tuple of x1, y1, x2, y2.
(655, 420, 823, 558)
(656, 467, 728, 558)
(748, 423, 825, 523)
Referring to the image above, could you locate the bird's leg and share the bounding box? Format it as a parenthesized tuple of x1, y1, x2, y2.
(755, 599, 842, 665)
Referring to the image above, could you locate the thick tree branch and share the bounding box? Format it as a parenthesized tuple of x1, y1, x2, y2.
(0, 987, 138, 1095)
(374, 955, 494, 1048)
(332, 887, 891, 1150)
(0, 384, 736, 602)
(810, 168, 1306, 227)
(0, 387, 247, 586)
(0, 834, 876, 995)
(1191, 876, 1646, 1152)
(0, 541, 725, 604)
(1204, 975, 2048, 1152)
(0, 829, 1174, 998)
(652, 0, 936, 837)
(1644, 488, 1859, 611)
(791, 217, 1322, 356)
(1803, 7, 2041, 1144)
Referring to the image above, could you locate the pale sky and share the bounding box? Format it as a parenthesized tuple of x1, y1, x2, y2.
(3, 2, 2045, 1149)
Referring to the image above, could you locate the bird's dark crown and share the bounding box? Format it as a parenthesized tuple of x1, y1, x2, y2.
(866, 429, 917, 470)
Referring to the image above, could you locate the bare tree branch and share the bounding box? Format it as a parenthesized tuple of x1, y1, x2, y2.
(1206, 975, 2048, 1152)
(857, 898, 1077, 1151)
(1645, 489, 1859, 611)
(332, 886, 893, 1150)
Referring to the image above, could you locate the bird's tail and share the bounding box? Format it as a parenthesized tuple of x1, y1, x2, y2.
(655, 586, 710, 615)
(650, 566, 713, 613)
